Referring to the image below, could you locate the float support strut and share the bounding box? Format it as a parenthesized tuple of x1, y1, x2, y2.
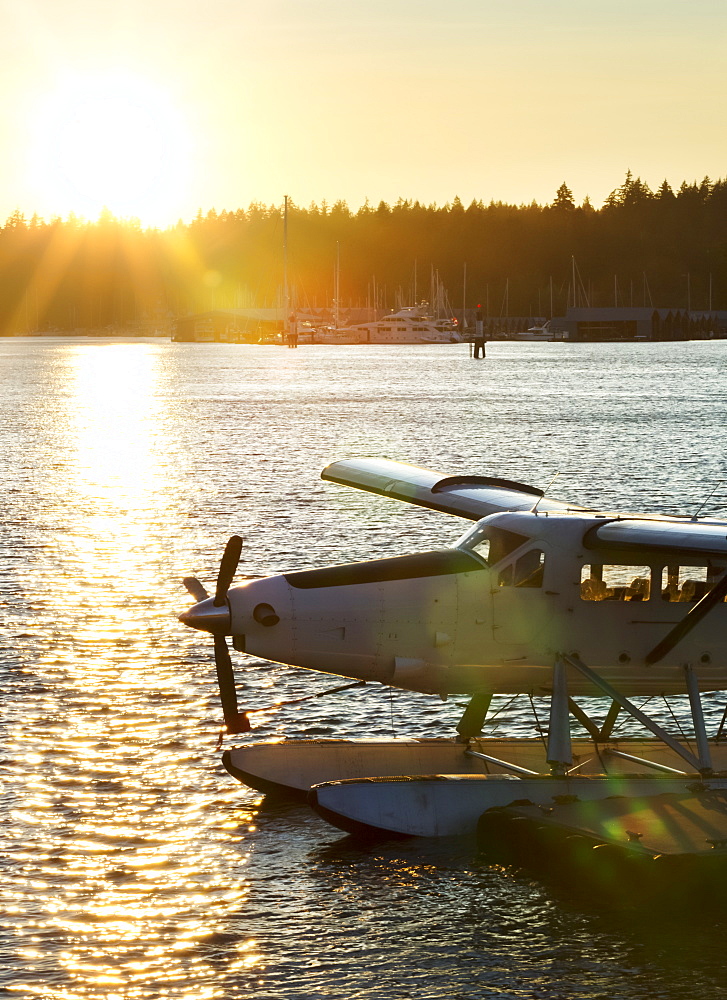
(457, 692, 492, 741)
(567, 697, 601, 741)
(599, 700, 621, 741)
(684, 663, 713, 775)
(562, 653, 703, 773)
(547, 657, 572, 775)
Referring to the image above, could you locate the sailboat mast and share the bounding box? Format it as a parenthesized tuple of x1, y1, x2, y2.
(335, 241, 340, 329)
(283, 195, 290, 331)
(462, 262, 467, 330)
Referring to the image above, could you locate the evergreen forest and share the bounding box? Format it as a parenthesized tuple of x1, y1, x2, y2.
(2, 172, 726, 335)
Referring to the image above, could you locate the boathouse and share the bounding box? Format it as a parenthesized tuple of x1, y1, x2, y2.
(552, 307, 724, 342)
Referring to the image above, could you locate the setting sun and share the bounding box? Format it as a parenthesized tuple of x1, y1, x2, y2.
(28, 72, 190, 225)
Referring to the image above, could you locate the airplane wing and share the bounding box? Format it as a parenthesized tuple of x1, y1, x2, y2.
(321, 458, 589, 521)
(585, 518, 727, 560)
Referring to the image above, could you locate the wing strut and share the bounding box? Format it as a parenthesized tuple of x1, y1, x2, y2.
(644, 569, 727, 665)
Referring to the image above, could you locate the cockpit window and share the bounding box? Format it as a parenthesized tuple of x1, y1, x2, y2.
(498, 549, 545, 588)
(471, 535, 490, 562)
(456, 523, 530, 566)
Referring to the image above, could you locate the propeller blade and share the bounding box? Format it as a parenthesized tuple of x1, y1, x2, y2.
(214, 633, 250, 734)
(183, 577, 209, 602)
(214, 535, 243, 607)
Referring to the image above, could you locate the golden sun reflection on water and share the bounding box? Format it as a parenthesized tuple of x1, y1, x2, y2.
(67, 344, 165, 511)
(2, 343, 266, 998)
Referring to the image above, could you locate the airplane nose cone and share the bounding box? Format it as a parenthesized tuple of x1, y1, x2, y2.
(179, 597, 231, 634)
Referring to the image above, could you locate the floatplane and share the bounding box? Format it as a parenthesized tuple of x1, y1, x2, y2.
(180, 459, 727, 862)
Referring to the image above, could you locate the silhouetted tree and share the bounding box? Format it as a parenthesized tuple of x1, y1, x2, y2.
(1, 170, 727, 335)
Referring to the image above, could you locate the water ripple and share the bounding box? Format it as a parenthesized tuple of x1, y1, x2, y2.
(1, 337, 726, 997)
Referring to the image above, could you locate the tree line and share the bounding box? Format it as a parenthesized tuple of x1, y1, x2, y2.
(1, 172, 726, 335)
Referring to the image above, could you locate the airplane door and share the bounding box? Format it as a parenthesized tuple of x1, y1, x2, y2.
(491, 547, 551, 645)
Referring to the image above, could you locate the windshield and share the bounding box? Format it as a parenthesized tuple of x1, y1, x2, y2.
(455, 520, 530, 565)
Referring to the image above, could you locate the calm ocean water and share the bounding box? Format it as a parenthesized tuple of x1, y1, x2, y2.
(1, 336, 727, 1000)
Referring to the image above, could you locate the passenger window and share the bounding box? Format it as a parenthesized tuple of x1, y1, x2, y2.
(659, 565, 727, 603)
(499, 550, 545, 588)
(661, 565, 705, 602)
(581, 564, 651, 601)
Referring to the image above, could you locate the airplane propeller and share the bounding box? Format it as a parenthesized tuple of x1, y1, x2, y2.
(182, 576, 209, 602)
(183, 535, 250, 735)
(214, 534, 243, 606)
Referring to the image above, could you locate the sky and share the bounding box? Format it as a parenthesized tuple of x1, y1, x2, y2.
(3, 0, 726, 227)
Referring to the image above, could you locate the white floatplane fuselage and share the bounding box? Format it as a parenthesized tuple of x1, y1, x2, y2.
(184, 512, 727, 698)
(180, 458, 727, 844)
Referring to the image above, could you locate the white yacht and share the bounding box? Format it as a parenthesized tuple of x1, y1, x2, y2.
(508, 321, 567, 342)
(316, 303, 462, 345)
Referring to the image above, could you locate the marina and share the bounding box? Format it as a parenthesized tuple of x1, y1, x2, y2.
(2, 335, 727, 997)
